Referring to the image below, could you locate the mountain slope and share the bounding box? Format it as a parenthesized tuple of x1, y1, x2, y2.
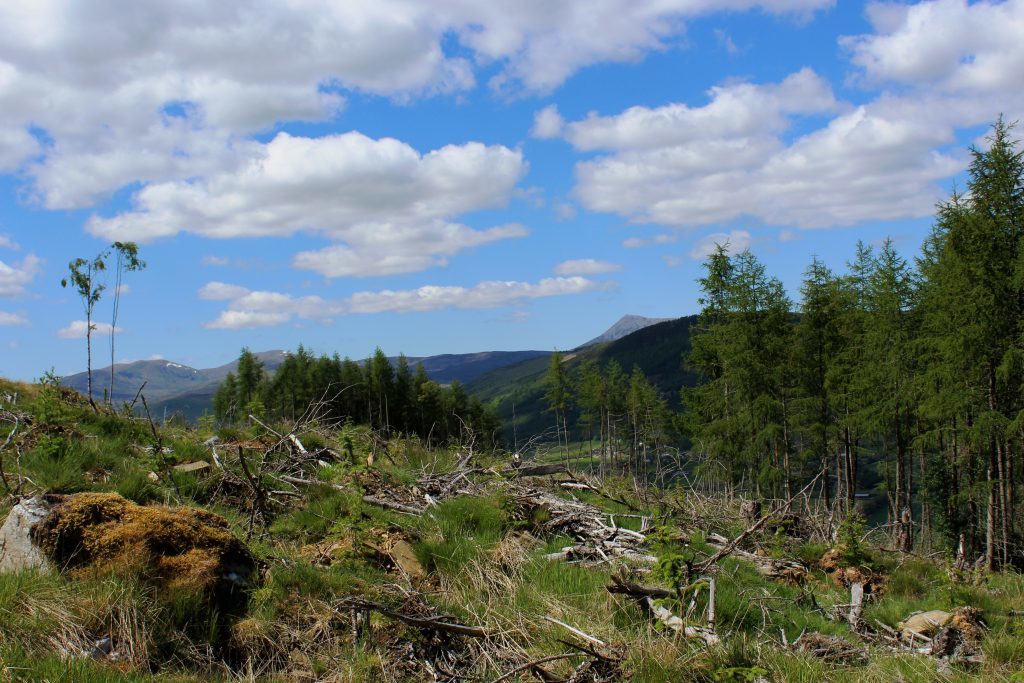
(61, 350, 290, 406)
(582, 314, 671, 347)
(467, 315, 698, 443)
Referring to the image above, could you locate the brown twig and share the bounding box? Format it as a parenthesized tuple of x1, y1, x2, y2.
(491, 653, 579, 683)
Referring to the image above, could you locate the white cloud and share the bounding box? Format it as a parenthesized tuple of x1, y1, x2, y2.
(689, 230, 753, 260)
(568, 67, 974, 229)
(293, 223, 529, 278)
(202, 255, 230, 267)
(531, 104, 564, 138)
(202, 276, 607, 329)
(86, 132, 527, 277)
(662, 255, 683, 267)
(0, 234, 18, 250)
(622, 233, 678, 248)
(198, 282, 252, 300)
(779, 229, 799, 242)
(347, 277, 604, 314)
(57, 320, 121, 340)
(0, 311, 27, 326)
(0, 253, 41, 297)
(844, 0, 1024, 93)
(566, 68, 839, 151)
(0, 1, 833, 207)
(553, 259, 623, 275)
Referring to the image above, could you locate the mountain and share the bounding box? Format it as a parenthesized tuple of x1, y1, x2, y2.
(581, 314, 672, 347)
(61, 314, 682, 426)
(398, 351, 548, 385)
(467, 315, 698, 444)
(61, 351, 290, 406)
(63, 348, 551, 422)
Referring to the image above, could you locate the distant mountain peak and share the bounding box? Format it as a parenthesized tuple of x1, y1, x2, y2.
(582, 314, 673, 347)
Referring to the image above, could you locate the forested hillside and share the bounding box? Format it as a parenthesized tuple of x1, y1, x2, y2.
(680, 120, 1024, 568)
(466, 316, 698, 449)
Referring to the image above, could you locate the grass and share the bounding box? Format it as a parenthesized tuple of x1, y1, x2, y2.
(5, 381, 1024, 681)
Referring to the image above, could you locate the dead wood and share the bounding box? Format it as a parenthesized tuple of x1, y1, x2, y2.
(792, 632, 867, 664)
(492, 653, 579, 683)
(641, 596, 719, 645)
(848, 582, 864, 631)
(503, 463, 568, 477)
(342, 597, 488, 639)
(362, 494, 426, 516)
(695, 468, 824, 574)
(606, 574, 674, 600)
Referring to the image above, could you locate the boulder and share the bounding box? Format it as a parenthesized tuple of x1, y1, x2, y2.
(0, 497, 53, 573)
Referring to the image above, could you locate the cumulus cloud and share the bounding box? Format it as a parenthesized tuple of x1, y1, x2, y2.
(292, 223, 529, 278)
(0, 1, 833, 207)
(198, 282, 252, 300)
(844, 0, 1024, 93)
(0, 234, 18, 250)
(0, 253, 41, 297)
(531, 104, 564, 138)
(202, 255, 230, 267)
(689, 230, 753, 260)
(553, 259, 623, 275)
(0, 311, 27, 326)
(567, 66, 974, 229)
(86, 132, 527, 277)
(57, 320, 121, 339)
(202, 276, 607, 329)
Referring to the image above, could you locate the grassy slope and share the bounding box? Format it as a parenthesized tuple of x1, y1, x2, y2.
(2, 377, 1024, 681)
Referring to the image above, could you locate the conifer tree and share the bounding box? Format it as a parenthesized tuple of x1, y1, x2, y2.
(543, 351, 572, 462)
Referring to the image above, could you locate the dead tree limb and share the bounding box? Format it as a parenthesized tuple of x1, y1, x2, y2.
(342, 598, 488, 639)
(642, 597, 720, 645)
(362, 495, 426, 516)
(542, 615, 606, 647)
(503, 463, 567, 478)
(695, 468, 825, 574)
(492, 653, 579, 683)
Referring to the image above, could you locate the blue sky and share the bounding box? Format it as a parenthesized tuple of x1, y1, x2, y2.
(1, 0, 1022, 380)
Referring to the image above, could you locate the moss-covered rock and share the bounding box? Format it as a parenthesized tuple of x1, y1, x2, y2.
(31, 492, 255, 600)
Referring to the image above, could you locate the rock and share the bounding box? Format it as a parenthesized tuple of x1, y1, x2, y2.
(899, 610, 952, 641)
(389, 539, 425, 581)
(31, 492, 256, 607)
(0, 497, 53, 573)
(173, 460, 210, 474)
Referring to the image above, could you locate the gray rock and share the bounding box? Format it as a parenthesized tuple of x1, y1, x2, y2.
(0, 497, 53, 573)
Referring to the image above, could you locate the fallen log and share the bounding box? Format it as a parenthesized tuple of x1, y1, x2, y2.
(606, 574, 674, 600)
(361, 495, 425, 516)
(503, 463, 568, 477)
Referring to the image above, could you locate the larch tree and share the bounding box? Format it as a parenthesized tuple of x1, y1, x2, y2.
(108, 242, 145, 405)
